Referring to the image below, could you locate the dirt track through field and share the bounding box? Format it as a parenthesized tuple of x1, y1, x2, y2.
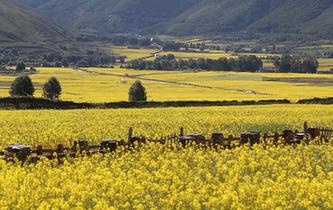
(75, 68, 271, 96)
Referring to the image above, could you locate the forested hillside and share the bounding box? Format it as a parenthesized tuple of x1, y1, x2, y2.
(14, 0, 200, 35)
(15, 0, 333, 38)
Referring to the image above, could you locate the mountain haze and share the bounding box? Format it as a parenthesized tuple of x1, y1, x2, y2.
(13, 0, 333, 38)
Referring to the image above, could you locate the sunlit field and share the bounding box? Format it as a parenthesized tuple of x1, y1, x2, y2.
(1, 105, 333, 209)
(0, 52, 332, 210)
(318, 58, 333, 71)
(0, 104, 332, 148)
(107, 45, 157, 60)
(2, 0, 333, 208)
(159, 51, 274, 60)
(1, 67, 333, 102)
(159, 51, 234, 59)
(1, 143, 333, 209)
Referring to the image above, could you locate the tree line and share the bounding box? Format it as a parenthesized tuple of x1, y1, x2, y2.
(128, 53, 320, 73)
(273, 54, 319, 73)
(127, 54, 263, 72)
(0, 50, 118, 69)
(41, 52, 117, 68)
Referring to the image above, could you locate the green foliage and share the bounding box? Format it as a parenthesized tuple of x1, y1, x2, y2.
(238, 55, 263, 72)
(9, 75, 35, 97)
(128, 55, 263, 72)
(43, 77, 62, 100)
(129, 81, 147, 102)
(273, 54, 318, 73)
(303, 57, 319, 74)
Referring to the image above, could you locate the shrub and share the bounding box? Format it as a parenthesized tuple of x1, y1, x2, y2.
(9, 75, 35, 97)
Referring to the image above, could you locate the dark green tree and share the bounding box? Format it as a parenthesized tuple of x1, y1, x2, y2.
(274, 55, 318, 73)
(238, 55, 263, 72)
(16, 61, 25, 73)
(290, 56, 302, 73)
(274, 54, 292, 72)
(303, 57, 318, 73)
(128, 80, 147, 102)
(9, 75, 35, 97)
(43, 77, 62, 100)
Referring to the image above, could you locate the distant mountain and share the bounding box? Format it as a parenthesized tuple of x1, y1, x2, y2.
(0, 0, 70, 45)
(15, 0, 333, 38)
(14, 0, 200, 35)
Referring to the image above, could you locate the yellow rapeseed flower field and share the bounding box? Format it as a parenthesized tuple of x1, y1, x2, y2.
(0, 143, 333, 209)
(1, 67, 333, 102)
(0, 104, 332, 148)
(318, 58, 333, 71)
(0, 105, 333, 209)
(106, 45, 158, 61)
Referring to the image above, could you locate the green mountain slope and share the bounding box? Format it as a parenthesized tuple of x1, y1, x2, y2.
(248, 0, 333, 37)
(157, 0, 283, 35)
(0, 1, 69, 44)
(15, 0, 333, 38)
(15, 0, 200, 35)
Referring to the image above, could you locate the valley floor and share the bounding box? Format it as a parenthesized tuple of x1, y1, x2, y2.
(1, 67, 333, 102)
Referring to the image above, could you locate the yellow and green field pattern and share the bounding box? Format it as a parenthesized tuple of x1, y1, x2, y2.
(107, 44, 333, 71)
(1, 67, 333, 103)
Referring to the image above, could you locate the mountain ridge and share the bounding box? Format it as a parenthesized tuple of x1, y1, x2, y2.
(12, 0, 333, 38)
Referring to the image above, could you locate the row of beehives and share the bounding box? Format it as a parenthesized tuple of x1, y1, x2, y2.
(1, 122, 332, 163)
